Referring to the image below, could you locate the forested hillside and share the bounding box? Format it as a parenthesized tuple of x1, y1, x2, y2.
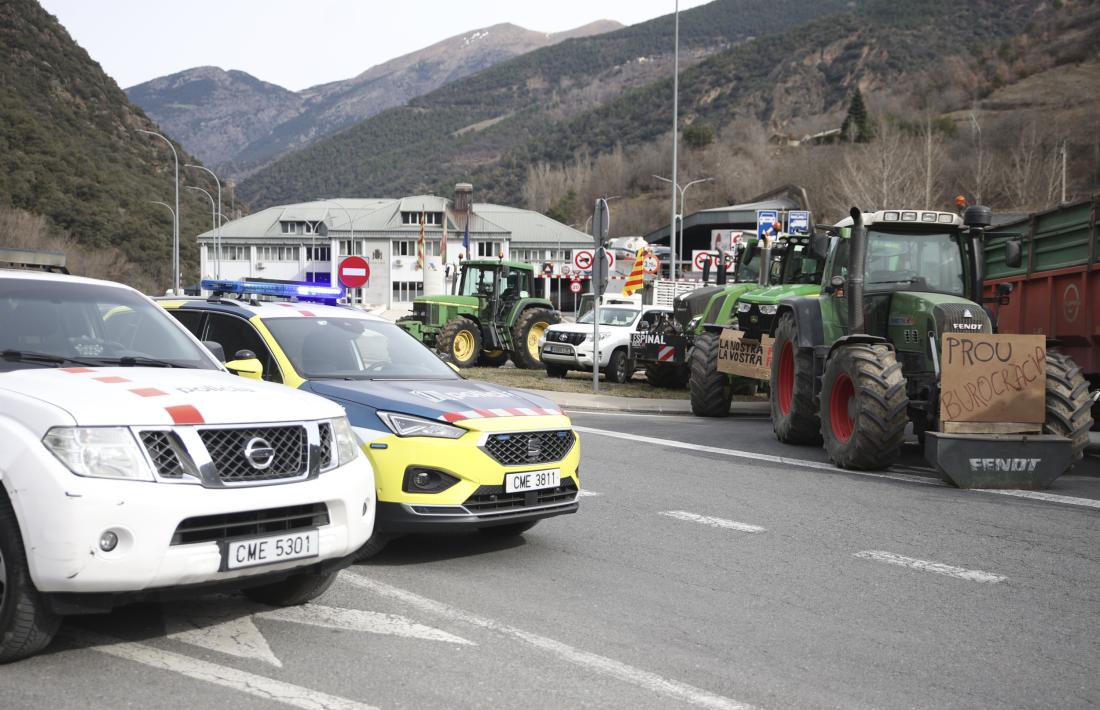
(236, 0, 855, 208)
(0, 0, 215, 291)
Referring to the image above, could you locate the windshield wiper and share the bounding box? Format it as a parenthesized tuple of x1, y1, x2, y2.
(95, 355, 185, 368)
(1, 350, 101, 367)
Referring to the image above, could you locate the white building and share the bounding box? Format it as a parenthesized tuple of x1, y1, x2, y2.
(196, 185, 593, 309)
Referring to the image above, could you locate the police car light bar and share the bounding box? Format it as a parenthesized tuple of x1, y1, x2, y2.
(201, 279, 346, 302)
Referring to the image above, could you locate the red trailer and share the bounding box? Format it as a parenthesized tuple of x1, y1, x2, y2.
(984, 196, 1099, 399)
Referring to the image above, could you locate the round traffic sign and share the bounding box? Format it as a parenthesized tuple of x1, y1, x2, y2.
(642, 254, 660, 274)
(338, 255, 370, 288)
(693, 251, 711, 271)
(569, 280, 583, 294)
(574, 250, 594, 270)
(561, 264, 572, 276)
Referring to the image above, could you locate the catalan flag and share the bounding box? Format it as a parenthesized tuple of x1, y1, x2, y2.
(622, 247, 647, 296)
(416, 210, 425, 270)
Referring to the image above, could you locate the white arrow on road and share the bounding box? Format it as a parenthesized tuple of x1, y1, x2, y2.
(166, 600, 473, 668)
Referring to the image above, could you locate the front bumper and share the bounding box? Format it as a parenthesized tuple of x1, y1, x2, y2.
(539, 343, 608, 370)
(365, 415, 581, 534)
(10, 440, 375, 595)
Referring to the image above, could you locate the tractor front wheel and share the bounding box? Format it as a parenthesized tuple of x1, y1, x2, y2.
(819, 344, 909, 470)
(437, 317, 482, 368)
(1043, 352, 1093, 465)
(511, 308, 559, 369)
(770, 313, 821, 444)
(689, 332, 731, 417)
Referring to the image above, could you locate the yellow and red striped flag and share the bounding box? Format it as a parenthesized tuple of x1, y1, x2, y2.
(622, 247, 647, 296)
(416, 210, 425, 270)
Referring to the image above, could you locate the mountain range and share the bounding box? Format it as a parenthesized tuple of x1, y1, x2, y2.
(126, 20, 622, 178)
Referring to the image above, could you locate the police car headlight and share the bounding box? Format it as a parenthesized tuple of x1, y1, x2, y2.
(759, 305, 778, 315)
(329, 417, 361, 468)
(737, 302, 751, 313)
(43, 427, 154, 481)
(377, 412, 465, 439)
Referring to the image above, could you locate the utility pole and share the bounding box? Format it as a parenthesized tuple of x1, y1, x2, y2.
(668, 0, 680, 282)
(137, 129, 179, 294)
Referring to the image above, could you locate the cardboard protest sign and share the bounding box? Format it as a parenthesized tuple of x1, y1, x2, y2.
(939, 333, 1046, 425)
(717, 330, 773, 380)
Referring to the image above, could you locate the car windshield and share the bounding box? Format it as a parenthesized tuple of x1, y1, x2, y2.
(864, 229, 966, 294)
(265, 317, 459, 380)
(576, 307, 639, 327)
(0, 278, 219, 371)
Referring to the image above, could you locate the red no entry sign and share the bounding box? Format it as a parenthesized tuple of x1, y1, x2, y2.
(338, 256, 370, 288)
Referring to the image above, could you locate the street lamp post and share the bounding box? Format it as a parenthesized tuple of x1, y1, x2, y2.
(149, 201, 176, 289)
(654, 175, 712, 278)
(185, 164, 221, 278)
(185, 186, 216, 279)
(137, 129, 180, 294)
(668, 0, 680, 282)
(326, 200, 356, 301)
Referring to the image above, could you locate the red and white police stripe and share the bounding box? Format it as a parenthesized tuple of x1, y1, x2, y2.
(441, 406, 563, 423)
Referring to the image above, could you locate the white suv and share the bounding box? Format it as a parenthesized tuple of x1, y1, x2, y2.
(540, 301, 671, 383)
(0, 271, 375, 662)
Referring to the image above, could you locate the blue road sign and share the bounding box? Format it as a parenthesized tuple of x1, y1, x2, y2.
(757, 210, 779, 240)
(788, 210, 811, 236)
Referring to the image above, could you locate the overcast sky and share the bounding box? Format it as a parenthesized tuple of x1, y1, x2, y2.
(39, 0, 712, 91)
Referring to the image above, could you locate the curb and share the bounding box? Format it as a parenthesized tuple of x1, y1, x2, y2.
(519, 388, 770, 416)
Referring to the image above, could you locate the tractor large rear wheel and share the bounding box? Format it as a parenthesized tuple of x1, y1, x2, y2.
(690, 332, 731, 417)
(1043, 352, 1093, 464)
(437, 317, 482, 368)
(770, 313, 821, 444)
(510, 308, 559, 369)
(819, 344, 909, 470)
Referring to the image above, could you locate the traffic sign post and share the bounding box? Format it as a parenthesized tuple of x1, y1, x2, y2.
(591, 197, 612, 394)
(338, 256, 370, 289)
(569, 280, 583, 294)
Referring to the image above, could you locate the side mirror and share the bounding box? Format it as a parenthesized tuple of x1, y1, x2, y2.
(743, 242, 757, 264)
(203, 340, 226, 363)
(1004, 239, 1023, 269)
(811, 231, 830, 260)
(225, 356, 263, 380)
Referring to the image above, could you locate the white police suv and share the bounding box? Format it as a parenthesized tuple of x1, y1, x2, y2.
(0, 270, 375, 663)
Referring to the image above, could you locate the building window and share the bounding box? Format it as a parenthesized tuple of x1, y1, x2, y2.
(306, 246, 331, 261)
(401, 211, 442, 226)
(477, 241, 501, 258)
(281, 221, 297, 234)
(339, 240, 363, 256)
(257, 246, 299, 262)
(304, 272, 331, 285)
(208, 245, 249, 261)
(392, 240, 413, 257)
(392, 281, 423, 301)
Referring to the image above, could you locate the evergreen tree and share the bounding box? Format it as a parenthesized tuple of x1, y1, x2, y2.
(841, 89, 872, 143)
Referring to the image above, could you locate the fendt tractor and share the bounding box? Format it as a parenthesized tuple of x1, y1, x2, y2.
(398, 258, 559, 369)
(690, 234, 826, 416)
(716, 205, 1093, 489)
(632, 239, 762, 391)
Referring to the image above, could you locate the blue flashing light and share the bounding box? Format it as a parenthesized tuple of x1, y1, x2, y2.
(202, 279, 346, 304)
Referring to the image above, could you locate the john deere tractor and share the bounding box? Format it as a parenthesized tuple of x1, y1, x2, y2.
(759, 206, 1092, 486)
(398, 259, 559, 368)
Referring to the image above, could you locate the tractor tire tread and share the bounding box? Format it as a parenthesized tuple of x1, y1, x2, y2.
(1044, 352, 1093, 464)
(771, 314, 822, 445)
(689, 332, 732, 417)
(821, 344, 909, 470)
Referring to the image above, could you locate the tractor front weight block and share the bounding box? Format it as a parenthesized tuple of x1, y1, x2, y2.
(924, 432, 1073, 490)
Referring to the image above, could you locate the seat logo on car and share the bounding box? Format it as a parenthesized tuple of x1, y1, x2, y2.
(244, 437, 276, 470)
(527, 438, 543, 461)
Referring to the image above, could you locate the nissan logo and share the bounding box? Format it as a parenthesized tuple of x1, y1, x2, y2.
(243, 437, 276, 470)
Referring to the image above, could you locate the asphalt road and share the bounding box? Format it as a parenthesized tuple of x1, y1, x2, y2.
(3, 411, 1099, 709)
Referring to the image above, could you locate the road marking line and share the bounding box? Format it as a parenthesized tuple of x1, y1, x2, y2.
(340, 571, 757, 710)
(257, 604, 474, 645)
(978, 489, 1100, 509)
(167, 603, 282, 667)
(854, 551, 1006, 584)
(72, 630, 376, 710)
(576, 426, 1100, 510)
(660, 511, 765, 533)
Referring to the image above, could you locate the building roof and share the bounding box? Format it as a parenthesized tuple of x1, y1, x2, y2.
(200, 196, 591, 246)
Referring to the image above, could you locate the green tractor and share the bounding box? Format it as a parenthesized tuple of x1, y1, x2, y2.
(688, 235, 825, 416)
(398, 259, 560, 368)
(760, 206, 1092, 484)
(632, 239, 762, 390)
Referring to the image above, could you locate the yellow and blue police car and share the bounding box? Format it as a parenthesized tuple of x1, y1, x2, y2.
(159, 280, 580, 557)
